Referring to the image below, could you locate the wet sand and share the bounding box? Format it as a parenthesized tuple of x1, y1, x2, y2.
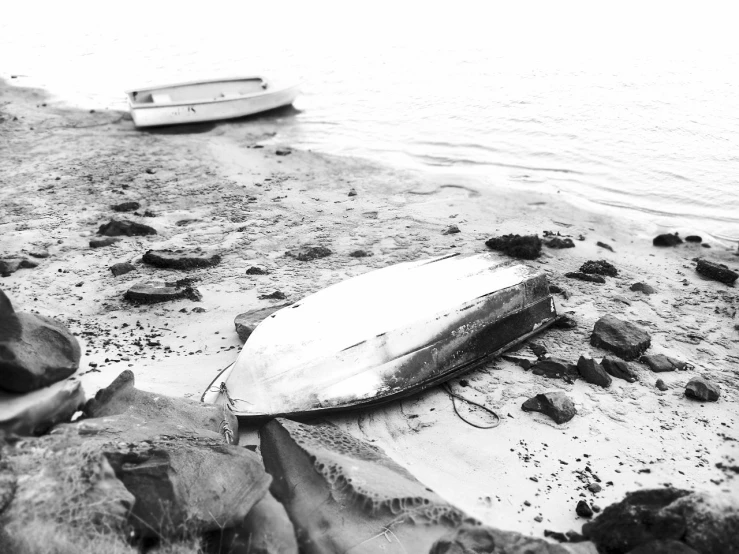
(1, 80, 737, 538)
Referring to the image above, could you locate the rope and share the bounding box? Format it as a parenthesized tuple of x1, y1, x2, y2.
(442, 383, 500, 429)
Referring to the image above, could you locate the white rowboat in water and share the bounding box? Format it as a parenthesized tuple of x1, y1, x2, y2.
(126, 76, 299, 127)
(202, 253, 557, 419)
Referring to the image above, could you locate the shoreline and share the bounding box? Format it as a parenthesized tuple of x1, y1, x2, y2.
(1, 80, 737, 538)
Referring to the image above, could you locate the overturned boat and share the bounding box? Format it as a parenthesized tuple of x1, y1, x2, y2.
(202, 252, 557, 418)
(126, 76, 299, 127)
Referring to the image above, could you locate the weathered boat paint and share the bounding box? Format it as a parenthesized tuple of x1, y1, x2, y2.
(202, 253, 557, 418)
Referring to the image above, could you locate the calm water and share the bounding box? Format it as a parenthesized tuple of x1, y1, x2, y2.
(3, 1, 738, 241)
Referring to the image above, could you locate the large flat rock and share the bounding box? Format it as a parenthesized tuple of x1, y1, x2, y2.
(590, 315, 651, 360)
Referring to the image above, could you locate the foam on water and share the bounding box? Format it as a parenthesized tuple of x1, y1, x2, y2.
(2, 1, 738, 241)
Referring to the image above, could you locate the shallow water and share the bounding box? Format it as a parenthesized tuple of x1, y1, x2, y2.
(3, 1, 738, 240)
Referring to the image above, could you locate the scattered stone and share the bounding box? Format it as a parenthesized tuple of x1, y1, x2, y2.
(234, 304, 290, 342)
(685, 377, 720, 402)
(549, 284, 564, 294)
(111, 201, 140, 212)
(580, 260, 618, 277)
(484, 234, 542, 260)
(702, 244, 711, 248)
(577, 356, 612, 388)
(191, 307, 206, 313)
(695, 259, 738, 285)
(521, 392, 577, 424)
(285, 245, 332, 261)
(0, 290, 81, 393)
(89, 237, 121, 248)
(630, 282, 656, 295)
(640, 354, 687, 372)
(348, 189, 357, 197)
(442, 224, 461, 235)
(109, 262, 135, 277)
(655, 379, 668, 391)
(532, 358, 579, 381)
(545, 237, 575, 249)
(577, 500, 594, 518)
(589, 483, 602, 494)
(142, 210, 157, 217)
(653, 234, 682, 247)
(175, 219, 198, 226)
(246, 266, 269, 275)
(349, 249, 370, 258)
(501, 353, 539, 370)
(97, 219, 157, 237)
(28, 249, 49, 259)
(597, 241, 614, 252)
(275, 148, 291, 156)
(142, 249, 221, 270)
(259, 291, 287, 300)
(601, 357, 638, 382)
(124, 280, 202, 304)
(684, 236, 702, 243)
(591, 315, 651, 360)
(145, 167, 157, 174)
(566, 272, 606, 284)
(553, 315, 577, 329)
(529, 342, 548, 358)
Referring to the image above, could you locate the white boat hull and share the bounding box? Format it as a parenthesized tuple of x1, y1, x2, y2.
(202, 253, 557, 419)
(127, 78, 299, 127)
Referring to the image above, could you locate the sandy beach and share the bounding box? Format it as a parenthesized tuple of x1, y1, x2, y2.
(1, 79, 737, 541)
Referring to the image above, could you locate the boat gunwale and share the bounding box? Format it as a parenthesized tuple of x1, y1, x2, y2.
(127, 82, 299, 110)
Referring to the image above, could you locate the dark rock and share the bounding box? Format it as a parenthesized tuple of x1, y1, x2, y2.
(580, 260, 618, 277)
(630, 282, 656, 295)
(685, 377, 720, 402)
(597, 241, 615, 252)
(484, 234, 542, 260)
(602, 357, 638, 382)
(521, 392, 576, 424)
(546, 237, 575, 249)
(684, 236, 702, 244)
(175, 219, 198, 226)
(655, 379, 668, 391)
(0, 290, 81, 393)
(111, 201, 140, 212)
(261, 418, 567, 554)
(701, 244, 711, 248)
(245, 266, 269, 275)
(0, 379, 85, 436)
(640, 354, 686, 373)
(577, 356, 612, 388)
(28, 249, 49, 259)
(566, 272, 606, 284)
(285, 245, 332, 261)
(627, 540, 699, 554)
(145, 168, 157, 174)
(653, 234, 682, 247)
(442, 225, 461, 235)
(532, 358, 579, 381)
(0, 260, 22, 276)
(259, 291, 287, 300)
(234, 304, 290, 342)
(89, 237, 121, 248)
(566, 530, 587, 543)
(549, 284, 564, 294)
(529, 342, 548, 358)
(591, 315, 651, 360)
(544, 530, 569, 542)
(191, 306, 206, 313)
(349, 249, 371, 258)
(142, 210, 157, 217)
(501, 353, 539, 369)
(553, 315, 577, 329)
(124, 280, 202, 304)
(695, 259, 738, 285)
(109, 262, 135, 277)
(348, 189, 357, 197)
(577, 501, 594, 518)
(589, 483, 602, 493)
(97, 219, 156, 237)
(275, 148, 291, 156)
(142, 249, 221, 270)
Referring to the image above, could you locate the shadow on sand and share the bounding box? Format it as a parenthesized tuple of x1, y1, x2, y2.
(140, 104, 302, 135)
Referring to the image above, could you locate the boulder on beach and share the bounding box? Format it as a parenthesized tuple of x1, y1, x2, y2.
(234, 304, 290, 342)
(245, 266, 269, 275)
(653, 234, 682, 247)
(97, 219, 157, 237)
(110, 201, 140, 212)
(521, 391, 576, 424)
(597, 241, 615, 252)
(577, 356, 612, 388)
(685, 376, 720, 402)
(591, 315, 651, 360)
(260, 418, 569, 554)
(531, 357, 579, 382)
(89, 237, 121, 248)
(695, 259, 738, 285)
(580, 259, 618, 277)
(0, 289, 81, 393)
(442, 224, 461, 235)
(565, 272, 606, 284)
(124, 280, 202, 304)
(142, 249, 221, 270)
(545, 237, 575, 249)
(640, 354, 687, 373)
(582, 488, 739, 554)
(109, 262, 135, 277)
(601, 356, 638, 382)
(285, 245, 332, 261)
(684, 235, 702, 243)
(630, 282, 656, 295)
(484, 234, 542, 259)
